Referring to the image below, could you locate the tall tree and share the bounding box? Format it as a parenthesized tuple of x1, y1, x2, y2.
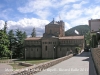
(85, 31, 91, 45)
(23, 31, 27, 39)
(8, 30, 15, 50)
(0, 30, 10, 57)
(31, 27, 36, 37)
(14, 29, 27, 58)
(4, 21, 7, 33)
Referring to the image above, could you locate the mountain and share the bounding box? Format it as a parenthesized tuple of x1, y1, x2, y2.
(65, 25, 90, 36)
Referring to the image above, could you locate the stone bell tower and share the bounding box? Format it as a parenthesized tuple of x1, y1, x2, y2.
(43, 18, 65, 37)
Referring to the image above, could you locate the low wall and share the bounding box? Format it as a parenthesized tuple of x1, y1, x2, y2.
(91, 48, 100, 75)
(5, 54, 73, 75)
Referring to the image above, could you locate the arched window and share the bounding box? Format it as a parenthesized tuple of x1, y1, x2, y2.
(60, 48, 61, 51)
(45, 46, 47, 51)
(50, 30, 52, 33)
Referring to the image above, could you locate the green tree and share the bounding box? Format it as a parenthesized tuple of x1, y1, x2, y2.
(31, 27, 36, 37)
(85, 31, 91, 45)
(14, 29, 27, 58)
(23, 31, 27, 39)
(0, 30, 10, 57)
(8, 30, 15, 50)
(3, 21, 7, 34)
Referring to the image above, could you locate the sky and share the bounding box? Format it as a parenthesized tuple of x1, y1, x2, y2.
(0, 0, 100, 37)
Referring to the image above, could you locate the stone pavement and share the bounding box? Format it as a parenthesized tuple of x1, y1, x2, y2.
(0, 63, 13, 75)
(34, 52, 97, 75)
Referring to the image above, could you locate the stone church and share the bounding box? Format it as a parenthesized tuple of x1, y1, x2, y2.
(24, 19, 84, 59)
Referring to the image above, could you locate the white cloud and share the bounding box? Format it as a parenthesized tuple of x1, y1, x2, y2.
(0, 20, 5, 29)
(52, 0, 79, 8)
(0, 18, 49, 36)
(57, 1, 100, 28)
(65, 22, 71, 31)
(18, 0, 52, 19)
(72, 1, 88, 9)
(70, 17, 89, 26)
(84, 6, 100, 19)
(18, 0, 80, 19)
(0, 8, 13, 20)
(59, 9, 83, 21)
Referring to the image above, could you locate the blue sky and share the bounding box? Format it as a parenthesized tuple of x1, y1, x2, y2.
(0, 0, 100, 36)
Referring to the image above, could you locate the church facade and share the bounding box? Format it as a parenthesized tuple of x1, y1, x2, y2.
(24, 19, 84, 59)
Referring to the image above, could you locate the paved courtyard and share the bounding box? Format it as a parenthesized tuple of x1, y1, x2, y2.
(34, 52, 97, 75)
(0, 63, 12, 75)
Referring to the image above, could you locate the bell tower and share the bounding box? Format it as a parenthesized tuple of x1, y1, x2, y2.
(43, 19, 65, 37)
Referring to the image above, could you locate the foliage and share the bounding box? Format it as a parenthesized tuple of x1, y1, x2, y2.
(31, 27, 36, 37)
(0, 21, 27, 58)
(13, 29, 27, 58)
(65, 25, 90, 36)
(8, 30, 15, 50)
(3, 21, 7, 33)
(75, 47, 81, 51)
(85, 31, 91, 45)
(0, 30, 11, 57)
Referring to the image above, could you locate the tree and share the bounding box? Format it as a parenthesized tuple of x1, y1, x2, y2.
(23, 31, 27, 39)
(13, 29, 27, 58)
(31, 27, 36, 37)
(85, 31, 91, 45)
(3, 21, 7, 33)
(8, 30, 16, 55)
(0, 30, 10, 57)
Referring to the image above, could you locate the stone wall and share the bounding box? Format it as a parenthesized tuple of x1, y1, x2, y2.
(91, 48, 100, 75)
(5, 54, 73, 75)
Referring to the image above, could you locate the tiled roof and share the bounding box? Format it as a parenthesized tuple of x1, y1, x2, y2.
(25, 37, 41, 40)
(59, 36, 84, 39)
(25, 36, 84, 40)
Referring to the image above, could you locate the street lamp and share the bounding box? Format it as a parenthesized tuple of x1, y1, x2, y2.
(53, 46, 55, 59)
(25, 48, 26, 62)
(11, 48, 12, 61)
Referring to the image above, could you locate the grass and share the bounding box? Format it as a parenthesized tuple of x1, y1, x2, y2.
(9, 63, 26, 70)
(15, 59, 52, 64)
(9, 59, 52, 69)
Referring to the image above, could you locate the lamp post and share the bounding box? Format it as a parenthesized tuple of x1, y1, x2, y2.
(11, 48, 12, 61)
(53, 46, 55, 59)
(25, 48, 26, 62)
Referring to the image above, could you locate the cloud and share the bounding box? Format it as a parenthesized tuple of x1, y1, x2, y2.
(18, 0, 52, 19)
(84, 6, 100, 19)
(17, 0, 80, 19)
(0, 18, 49, 36)
(65, 22, 71, 31)
(56, 0, 100, 27)
(0, 8, 13, 20)
(0, 20, 5, 29)
(0, 17, 72, 36)
(70, 17, 89, 26)
(72, 1, 88, 9)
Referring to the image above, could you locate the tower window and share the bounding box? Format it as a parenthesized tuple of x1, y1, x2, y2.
(50, 30, 52, 33)
(45, 46, 47, 51)
(60, 48, 61, 51)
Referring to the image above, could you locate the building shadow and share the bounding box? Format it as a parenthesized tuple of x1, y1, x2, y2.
(74, 51, 89, 57)
(74, 51, 97, 75)
(88, 52, 97, 75)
